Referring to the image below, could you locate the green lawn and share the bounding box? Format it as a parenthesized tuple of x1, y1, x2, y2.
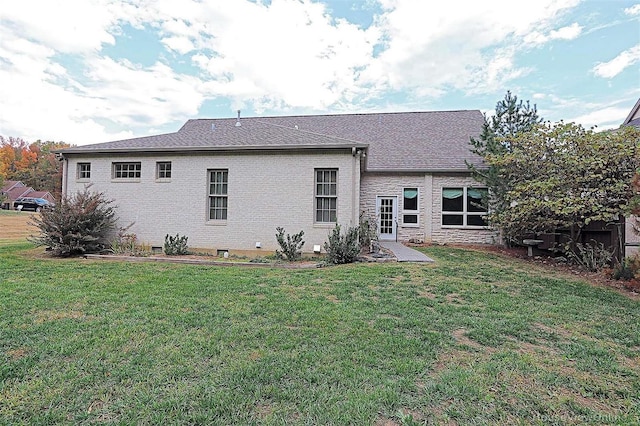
(1, 242, 639, 425)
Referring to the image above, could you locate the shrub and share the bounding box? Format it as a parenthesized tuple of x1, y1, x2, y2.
(358, 212, 377, 249)
(323, 224, 361, 264)
(111, 227, 138, 255)
(564, 241, 613, 272)
(613, 260, 634, 280)
(110, 226, 151, 256)
(164, 233, 189, 255)
(613, 255, 640, 280)
(275, 227, 305, 261)
(28, 188, 118, 257)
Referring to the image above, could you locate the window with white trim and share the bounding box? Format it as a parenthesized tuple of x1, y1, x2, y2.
(402, 187, 419, 226)
(77, 163, 91, 180)
(156, 161, 171, 179)
(315, 169, 337, 223)
(208, 169, 228, 221)
(112, 162, 141, 179)
(442, 187, 488, 227)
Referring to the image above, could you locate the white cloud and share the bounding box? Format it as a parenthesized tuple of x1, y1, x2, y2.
(174, 0, 378, 110)
(359, 0, 580, 96)
(524, 23, 583, 45)
(0, 0, 592, 144)
(624, 4, 640, 15)
(568, 106, 631, 130)
(593, 44, 640, 78)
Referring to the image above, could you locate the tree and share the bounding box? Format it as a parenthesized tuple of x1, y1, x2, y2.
(468, 91, 542, 231)
(0, 136, 69, 199)
(485, 122, 640, 252)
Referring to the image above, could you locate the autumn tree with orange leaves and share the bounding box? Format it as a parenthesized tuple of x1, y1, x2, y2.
(0, 136, 70, 199)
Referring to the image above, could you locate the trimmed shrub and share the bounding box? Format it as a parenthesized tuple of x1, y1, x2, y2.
(275, 227, 305, 261)
(324, 224, 360, 264)
(164, 233, 189, 255)
(28, 188, 118, 257)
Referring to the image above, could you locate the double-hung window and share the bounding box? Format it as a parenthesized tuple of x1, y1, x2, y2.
(77, 163, 91, 180)
(402, 187, 419, 226)
(315, 169, 337, 223)
(112, 162, 141, 179)
(208, 169, 228, 221)
(156, 161, 171, 179)
(442, 187, 488, 227)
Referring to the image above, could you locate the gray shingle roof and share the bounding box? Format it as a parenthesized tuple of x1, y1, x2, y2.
(60, 110, 485, 172)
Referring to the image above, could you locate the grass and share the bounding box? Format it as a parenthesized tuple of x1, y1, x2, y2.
(0, 239, 639, 425)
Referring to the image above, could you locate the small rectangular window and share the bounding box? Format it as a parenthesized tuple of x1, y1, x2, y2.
(442, 187, 488, 227)
(208, 169, 228, 221)
(156, 162, 172, 179)
(403, 187, 419, 226)
(112, 162, 141, 179)
(315, 169, 337, 223)
(77, 163, 91, 180)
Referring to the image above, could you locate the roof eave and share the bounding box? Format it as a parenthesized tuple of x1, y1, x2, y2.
(623, 98, 640, 125)
(364, 167, 485, 174)
(57, 143, 369, 155)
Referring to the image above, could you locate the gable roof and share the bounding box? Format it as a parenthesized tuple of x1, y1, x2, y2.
(6, 186, 32, 200)
(623, 98, 640, 128)
(1, 180, 26, 193)
(59, 110, 485, 172)
(27, 190, 54, 200)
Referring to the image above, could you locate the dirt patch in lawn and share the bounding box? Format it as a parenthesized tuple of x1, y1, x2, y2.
(0, 211, 37, 242)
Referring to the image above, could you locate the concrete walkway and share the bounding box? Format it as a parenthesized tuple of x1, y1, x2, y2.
(378, 241, 435, 262)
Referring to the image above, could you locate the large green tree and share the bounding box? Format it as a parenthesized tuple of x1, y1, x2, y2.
(485, 122, 640, 249)
(468, 91, 542, 229)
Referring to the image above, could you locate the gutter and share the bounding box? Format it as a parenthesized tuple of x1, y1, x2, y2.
(57, 143, 369, 155)
(364, 167, 486, 174)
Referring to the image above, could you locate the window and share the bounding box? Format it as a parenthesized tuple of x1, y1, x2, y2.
(442, 187, 488, 227)
(315, 169, 337, 223)
(208, 169, 228, 220)
(112, 162, 141, 179)
(156, 161, 172, 179)
(77, 163, 91, 180)
(403, 187, 419, 225)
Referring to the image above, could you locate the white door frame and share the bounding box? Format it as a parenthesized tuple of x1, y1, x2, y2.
(376, 196, 398, 241)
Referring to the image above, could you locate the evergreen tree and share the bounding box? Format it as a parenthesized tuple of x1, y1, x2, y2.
(468, 91, 542, 243)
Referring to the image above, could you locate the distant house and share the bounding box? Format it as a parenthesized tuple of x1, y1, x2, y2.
(57, 110, 497, 253)
(0, 180, 55, 210)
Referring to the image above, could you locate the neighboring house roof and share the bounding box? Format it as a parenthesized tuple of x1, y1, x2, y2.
(623, 98, 640, 128)
(59, 110, 485, 172)
(27, 191, 54, 201)
(6, 186, 32, 201)
(1, 180, 26, 193)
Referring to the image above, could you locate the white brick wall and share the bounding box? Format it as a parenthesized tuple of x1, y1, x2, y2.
(625, 215, 640, 258)
(63, 150, 360, 252)
(360, 173, 429, 242)
(359, 173, 497, 245)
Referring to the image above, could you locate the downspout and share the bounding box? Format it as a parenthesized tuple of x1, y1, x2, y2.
(57, 153, 68, 198)
(352, 148, 357, 226)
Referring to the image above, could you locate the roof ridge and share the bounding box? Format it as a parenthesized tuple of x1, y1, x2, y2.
(189, 109, 481, 122)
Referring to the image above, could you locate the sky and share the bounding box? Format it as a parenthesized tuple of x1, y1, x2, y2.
(0, 0, 639, 146)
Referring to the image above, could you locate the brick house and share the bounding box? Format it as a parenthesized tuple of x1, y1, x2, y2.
(1, 180, 56, 210)
(57, 110, 497, 253)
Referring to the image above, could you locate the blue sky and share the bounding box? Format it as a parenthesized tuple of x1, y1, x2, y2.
(0, 0, 638, 145)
